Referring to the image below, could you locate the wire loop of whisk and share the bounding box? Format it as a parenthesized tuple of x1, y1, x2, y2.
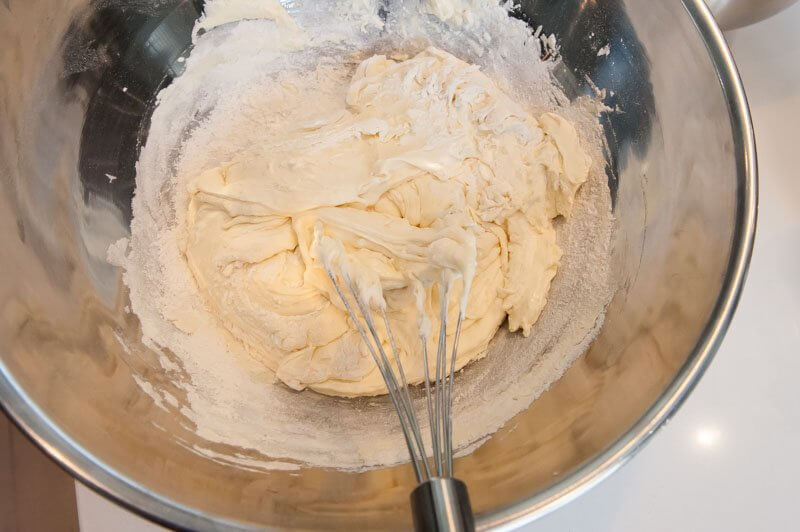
(321, 265, 465, 480)
(321, 240, 474, 531)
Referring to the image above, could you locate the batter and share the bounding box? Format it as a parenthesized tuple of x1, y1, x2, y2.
(182, 47, 590, 397)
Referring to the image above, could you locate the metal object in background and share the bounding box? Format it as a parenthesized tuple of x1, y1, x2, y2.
(706, 0, 799, 29)
(0, 0, 756, 529)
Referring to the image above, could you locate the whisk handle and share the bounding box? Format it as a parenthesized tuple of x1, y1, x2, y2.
(410, 477, 474, 532)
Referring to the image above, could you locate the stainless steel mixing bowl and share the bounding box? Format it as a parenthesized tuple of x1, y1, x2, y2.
(0, 0, 756, 529)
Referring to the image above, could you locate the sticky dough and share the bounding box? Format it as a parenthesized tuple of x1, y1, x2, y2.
(183, 47, 590, 397)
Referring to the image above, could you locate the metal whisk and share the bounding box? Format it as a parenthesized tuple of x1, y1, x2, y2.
(319, 238, 475, 532)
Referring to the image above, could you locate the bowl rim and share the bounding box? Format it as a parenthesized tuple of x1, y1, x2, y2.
(0, 0, 757, 529)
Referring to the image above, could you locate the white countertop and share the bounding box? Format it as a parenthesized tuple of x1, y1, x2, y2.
(75, 5, 800, 531)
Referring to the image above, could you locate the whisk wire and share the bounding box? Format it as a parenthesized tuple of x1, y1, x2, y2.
(381, 308, 432, 480)
(420, 341, 438, 475)
(435, 283, 449, 476)
(344, 274, 432, 482)
(323, 264, 427, 482)
(445, 310, 463, 477)
(323, 258, 466, 484)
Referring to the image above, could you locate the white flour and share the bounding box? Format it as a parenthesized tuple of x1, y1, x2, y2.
(111, 0, 615, 471)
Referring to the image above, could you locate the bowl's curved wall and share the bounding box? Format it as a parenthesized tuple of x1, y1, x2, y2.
(0, 0, 755, 529)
